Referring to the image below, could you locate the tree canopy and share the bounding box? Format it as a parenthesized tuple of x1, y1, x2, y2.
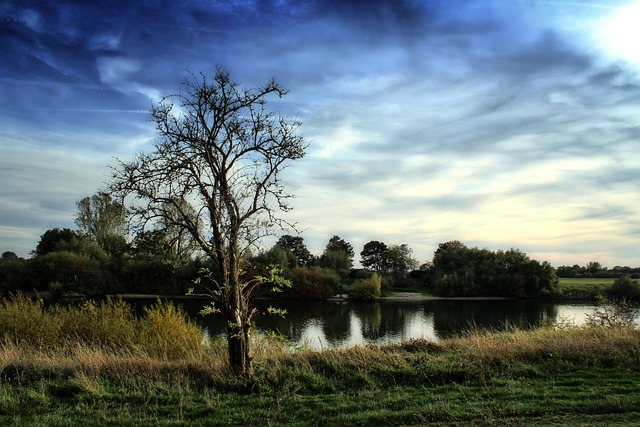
(430, 241, 558, 297)
(74, 192, 127, 253)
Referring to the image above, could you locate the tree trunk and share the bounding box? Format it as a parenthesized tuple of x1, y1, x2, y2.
(226, 324, 252, 378)
(225, 297, 253, 378)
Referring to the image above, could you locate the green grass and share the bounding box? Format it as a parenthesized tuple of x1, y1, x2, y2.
(557, 277, 615, 299)
(558, 277, 616, 285)
(1, 295, 639, 425)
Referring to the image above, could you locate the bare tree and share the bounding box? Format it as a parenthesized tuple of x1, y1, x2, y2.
(109, 67, 307, 377)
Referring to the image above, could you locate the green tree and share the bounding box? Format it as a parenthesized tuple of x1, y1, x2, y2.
(1, 251, 18, 260)
(130, 230, 170, 261)
(276, 235, 313, 268)
(75, 192, 127, 254)
(282, 267, 339, 299)
(250, 244, 296, 272)
(360, 240, 388, 273)
(34, 228, 83, 256)
(320, 235, 354, 277)
(0, 253, 36, 294)
(324, 235, 354, 258)
(385, 244, 419, 276)
(431, 241, 557, 297)
(109, 67, 306, 378)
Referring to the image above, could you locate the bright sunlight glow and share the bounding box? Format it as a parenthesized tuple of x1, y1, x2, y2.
(597, 1, 640, 66)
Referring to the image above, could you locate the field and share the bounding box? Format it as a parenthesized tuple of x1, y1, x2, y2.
(557, 277, 615, 299)
(1, 294, 639, 426)
(558, 277, 617, 285)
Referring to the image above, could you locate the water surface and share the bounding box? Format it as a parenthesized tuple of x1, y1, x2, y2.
(152, 297, 608, 349)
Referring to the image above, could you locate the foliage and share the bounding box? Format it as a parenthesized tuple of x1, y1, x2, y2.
(360, 240, 388, 272)
(319, 236, 354, 278)
(280, 267, 339, 299)
(34, 242, 118, 296)
(350, 272, 382, 300)
(607, 275, 640, 301)
(384, 244, 419, 276)
(34, 228, 83, 256)
(1, 252, 18, 260)
(318, 249, 352, 278)
(557, 262, 640, 279)
(275, 235, 314, 268)
(360, 241, 419, 288)
(0, 256, 37, 294)
(74, 192, 127, 255)
(556, 278, 611, 299)
(251, 244, 298, 272)
(324, 235, 355, 258)
(137, 300, 205, 360)
(431, 241, 558, 297)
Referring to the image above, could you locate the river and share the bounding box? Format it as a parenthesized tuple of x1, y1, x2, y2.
(139, 296, 614, 350)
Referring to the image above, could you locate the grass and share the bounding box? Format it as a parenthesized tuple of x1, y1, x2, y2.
(556, 277, 615, 299)
(1, 294, 639, 425)
(558, 277, 617, 285)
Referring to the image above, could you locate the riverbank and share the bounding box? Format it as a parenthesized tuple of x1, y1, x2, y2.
(1, 309, 638, 426)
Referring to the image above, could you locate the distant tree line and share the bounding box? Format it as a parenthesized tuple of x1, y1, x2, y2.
(0, 193, 206, 297)
(556, 262, 640, 279)
(2, 192, 638, 300)
(0, 191, 416, 299)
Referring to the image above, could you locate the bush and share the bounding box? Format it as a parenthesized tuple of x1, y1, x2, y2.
(0, 293, 61, 348)
(0, 258, 39, 294)
(138, 301, 204, 360)
(607, 275, 640, 301)
(282, 267, 339, 299)
(350, 273, 381, 300)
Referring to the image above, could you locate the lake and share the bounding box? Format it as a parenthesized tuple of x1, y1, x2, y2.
(144, 297, 612, 349)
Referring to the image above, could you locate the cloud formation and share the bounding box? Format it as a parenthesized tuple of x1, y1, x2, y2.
(1, 0, 639, 268)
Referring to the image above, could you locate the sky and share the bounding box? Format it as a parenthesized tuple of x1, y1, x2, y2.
(1, 0, 639, 268)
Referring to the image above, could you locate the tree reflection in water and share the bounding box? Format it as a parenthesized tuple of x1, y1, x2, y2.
(139, 298, 604, 349)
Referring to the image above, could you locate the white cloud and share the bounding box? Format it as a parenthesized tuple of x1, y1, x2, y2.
(96, 57, 141, 87)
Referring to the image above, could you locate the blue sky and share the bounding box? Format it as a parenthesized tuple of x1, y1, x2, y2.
(1, 0, 639, 268)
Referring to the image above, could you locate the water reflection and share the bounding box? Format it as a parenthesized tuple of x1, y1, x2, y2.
(136, 298, 626, 349)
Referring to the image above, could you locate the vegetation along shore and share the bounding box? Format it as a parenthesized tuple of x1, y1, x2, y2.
(0, 294, 639, 426)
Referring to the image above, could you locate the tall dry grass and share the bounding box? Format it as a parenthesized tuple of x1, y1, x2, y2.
(445, 325, 640, 368)
(253, 323, 640, 391)
(0, 294, 298, 389)
(0, 294, 204, 358)
(1, 293, 638, 392)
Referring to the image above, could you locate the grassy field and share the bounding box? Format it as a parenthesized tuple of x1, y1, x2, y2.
(558, 277, 617, 285)
(557, 277, 615, 299)
(1, 294, 639, 426)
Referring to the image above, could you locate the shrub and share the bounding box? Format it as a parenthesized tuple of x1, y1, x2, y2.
(350, 273, 381, 300)
(0, 293, 61, 348)
(137, 300, 204, 360)
(282, 267, 338, 299)
(607, 275, 640, 301)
